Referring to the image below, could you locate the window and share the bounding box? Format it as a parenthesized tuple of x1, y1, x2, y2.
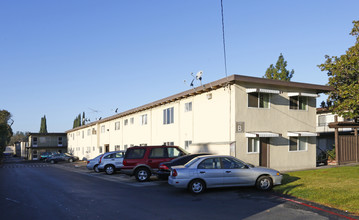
(185, 102, 192, 112)
(141, 114, 147, 125)
(87, 129, 91, 136)
(101, 125, 105, 133)
(104, 153, 115, 159)
(115, 145, 121, 150)
(289, 137, 307, 151)
(115, 152, 124, 158)
(248, 138, 259, 153)
(130, 117, 134, 125)
(82, 131, 84, 139)
(221, 157, 246, 169)
(33, 137, 38, 147)
(198, 158, 221, 169)
(93, 146, 95, 151)
(163, 142, 174, 146)
(126, 148, 145, 159)
(167, 147, 183, 157)
(92, 128, 96, 135)
(248, 93, 269, 108)
(163, 107, 174, 124)
(184, 140, 192, 150)
(149, 148, 166, 158)
(318, 115, 334, 127)
(86, 147, 91, 153)
(58, 137, 63, 147)
(115, 122, 120, 130)
(290, 96, 307, 110)
(124, 145, 128, 150)
(124, 119, 128, 126)
(99, 146, 103, 153)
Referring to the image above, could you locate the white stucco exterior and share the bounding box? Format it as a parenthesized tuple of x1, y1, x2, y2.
(67, 75, 332, 171)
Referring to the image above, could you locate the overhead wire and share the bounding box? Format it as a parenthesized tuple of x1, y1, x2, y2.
(220, 0, 228, 78)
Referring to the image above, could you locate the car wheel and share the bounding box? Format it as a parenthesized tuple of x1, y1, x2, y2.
(68, 158, 74, 163)
(135, 168, 151, 182)
(188, 179, 205, 194)
(105, 165, 115, 175)
(256, 176, 273, 191)
(94, 165, 100, 173)
(50, 160, 55, 164)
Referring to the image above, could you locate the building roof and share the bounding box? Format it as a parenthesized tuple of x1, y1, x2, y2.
(66, 74, 333, 133)
(29, 133, 67, 136)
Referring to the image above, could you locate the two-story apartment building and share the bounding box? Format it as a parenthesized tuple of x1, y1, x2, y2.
(27, 133, 67, 160)
(66, 74, 332, 171)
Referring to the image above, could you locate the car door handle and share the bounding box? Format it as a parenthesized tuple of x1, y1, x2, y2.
(200, 171, 205, 174)
(225, 171, 231, 173)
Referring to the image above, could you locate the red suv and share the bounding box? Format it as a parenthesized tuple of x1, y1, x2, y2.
(121, 145, 188, 182)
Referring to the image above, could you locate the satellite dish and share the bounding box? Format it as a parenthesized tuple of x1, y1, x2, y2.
(196, 71, 203, 80)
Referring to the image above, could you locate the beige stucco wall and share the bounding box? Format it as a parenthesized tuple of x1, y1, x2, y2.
(234, 84, 317, 171)
(67, 82, 319, 171)
(68, 87, 234, 160)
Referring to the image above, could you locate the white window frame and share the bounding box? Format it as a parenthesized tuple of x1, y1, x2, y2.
(141, 114, 148, 125)
(289, 137, 308, 152)
(247, 138, 259, 153)
(185, 102, 192, 112)
(247, 92, 270, 109)
(101, 125, 105, 133)
(163, 107, 174, 124)
(184, 140, 192, 150)
(130, 117, 134, 125)
(124, 119, 128, 126)
(289, 96, 308, 110)
(115, 122, 121, 130)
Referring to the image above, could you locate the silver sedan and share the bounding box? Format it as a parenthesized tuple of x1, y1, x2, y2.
(168, 155, 283, 194)
(86, 154, 103, 172)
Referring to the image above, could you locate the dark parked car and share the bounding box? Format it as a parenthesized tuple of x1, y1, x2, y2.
(39, 152, 55, 161)
(46, 153, 79, 164)
(121, 145, 188, 182)
(157, 153, 210, 179)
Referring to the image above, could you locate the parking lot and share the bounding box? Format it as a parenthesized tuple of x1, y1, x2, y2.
(1, 156, 357, 220)
(54, 160, 168, 187)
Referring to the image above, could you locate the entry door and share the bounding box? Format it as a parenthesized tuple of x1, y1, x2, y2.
(259, 138, 269, 167)
(105, 145, 110, 153)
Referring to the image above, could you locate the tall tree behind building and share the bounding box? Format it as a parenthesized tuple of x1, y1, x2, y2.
(264, 53, 294, 81)
(318, 20, 359, 121)
(39, 115, 48, 133)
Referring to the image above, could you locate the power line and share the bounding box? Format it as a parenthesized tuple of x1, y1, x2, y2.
(220, 0, 228, 78)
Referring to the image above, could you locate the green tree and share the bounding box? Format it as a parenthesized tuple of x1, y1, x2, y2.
(72, 113, 82, 128)
(318, 20, 359, 121)
(0, 110, 13, 155)
(264, 53, 294, 81)
(9, 131, 29, 145)
(39, 115, 48, 133)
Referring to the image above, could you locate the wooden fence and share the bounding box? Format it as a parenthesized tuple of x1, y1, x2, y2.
(338, 135, 359, 164)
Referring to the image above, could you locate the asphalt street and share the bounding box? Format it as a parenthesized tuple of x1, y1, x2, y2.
(0, 157, 357, 220)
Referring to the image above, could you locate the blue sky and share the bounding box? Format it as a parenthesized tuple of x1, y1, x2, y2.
(1, 0, 358, 133)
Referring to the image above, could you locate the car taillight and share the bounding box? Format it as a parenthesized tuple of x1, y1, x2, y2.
(123, 160, 127, 166)
(159, 164, 169, 170)
(87, 161, 90, 164)
(99, 155, 104, 164)
(172, 169, 178, 177)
